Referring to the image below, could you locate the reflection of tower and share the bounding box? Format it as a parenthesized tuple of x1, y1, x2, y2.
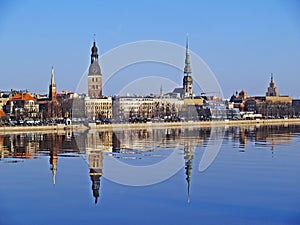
(49, 134, 61, 184)
(183, 34, 193, 97)
(88, 151, 103, 204)
(184, 142, 194, 203)
(49, 144, 58, 185)
(85, 130, 113, 204)
(239, 128, 248, 149)
(88, 37, 102, 99)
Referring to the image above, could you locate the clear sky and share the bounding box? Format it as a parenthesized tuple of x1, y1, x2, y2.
(0, 0, 300, 98)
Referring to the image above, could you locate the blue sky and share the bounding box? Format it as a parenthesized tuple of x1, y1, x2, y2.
(0, 0, 300, 98)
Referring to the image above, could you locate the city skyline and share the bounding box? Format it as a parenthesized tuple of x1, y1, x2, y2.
(1, 0, 300, 98)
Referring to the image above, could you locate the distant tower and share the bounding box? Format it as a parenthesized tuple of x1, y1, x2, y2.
(88, 37, 102, 99)
(266, 73, 279, 97)
(183, 34, 193, 97)
(49, 67, 57, 100)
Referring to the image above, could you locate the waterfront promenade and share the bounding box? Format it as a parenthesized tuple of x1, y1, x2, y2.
(1, 118, 300, 134)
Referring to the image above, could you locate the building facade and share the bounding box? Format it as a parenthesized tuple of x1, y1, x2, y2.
(85, 97, 112, 120)
(5, 92, 39, 120)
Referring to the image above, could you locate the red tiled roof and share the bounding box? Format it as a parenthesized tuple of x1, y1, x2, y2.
(10, 93, 36, 101)
(0, 110, 6, 117)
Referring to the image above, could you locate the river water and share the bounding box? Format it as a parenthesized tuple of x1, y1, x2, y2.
(0, 124, 299, 225)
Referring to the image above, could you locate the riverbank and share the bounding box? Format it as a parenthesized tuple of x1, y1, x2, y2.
(94, 118, 300, 130)
(1, 118, 300, 134)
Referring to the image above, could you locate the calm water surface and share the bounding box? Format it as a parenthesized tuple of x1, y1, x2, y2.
(0, 125, 300, 225)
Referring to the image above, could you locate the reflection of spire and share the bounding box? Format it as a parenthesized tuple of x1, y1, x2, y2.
(50, 147, 58, 185)
(90, 168, 101, 204)
(184, 142, 194, 203)
(185, 158, 192, 203)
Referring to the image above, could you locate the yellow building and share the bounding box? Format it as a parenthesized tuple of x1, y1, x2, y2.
(184, 98, 204, 106)
(265, 96, 292, 104)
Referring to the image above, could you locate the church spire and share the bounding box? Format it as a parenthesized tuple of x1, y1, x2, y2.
(184, 33, 192, 75)
(183, 34, 193, 97)
(49, 66, 57, 100)
(271, 73, 274, 84)
(51, 66, 55, 86)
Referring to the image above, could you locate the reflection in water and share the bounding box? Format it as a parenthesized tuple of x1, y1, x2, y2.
(184, 140, 194, 203)
(1, 124, 300, 204)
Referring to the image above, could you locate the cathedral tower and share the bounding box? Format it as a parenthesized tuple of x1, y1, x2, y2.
(183, 34, 193, 97)
(88, 38, 102, 99)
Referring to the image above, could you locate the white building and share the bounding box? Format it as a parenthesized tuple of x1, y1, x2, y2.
(85, 97, 112, 120)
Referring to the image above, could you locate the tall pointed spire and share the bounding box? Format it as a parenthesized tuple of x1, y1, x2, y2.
(183, 33, 193, 97)
(51, 66, 55, 86)
(49, 66, 57, 100)
(271, 73, 274, 83)
(184, 33, 192, 75)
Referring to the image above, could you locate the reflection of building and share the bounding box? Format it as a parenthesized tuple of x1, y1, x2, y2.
(85, 130, 112, 204)
(88, 151, 103, 204)
(183, 139, 195, 203)
(239, 128, 248, 149)
(49, 135, 59, 184)
(2, 134, 41, 158)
